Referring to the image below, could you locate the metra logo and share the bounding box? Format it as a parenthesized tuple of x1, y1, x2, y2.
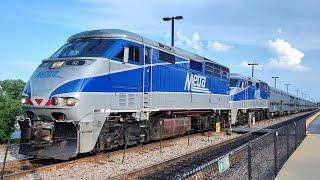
(184, 73, 210, 93)
(35, 71, 61, 79)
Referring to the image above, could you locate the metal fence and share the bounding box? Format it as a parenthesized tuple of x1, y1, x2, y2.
(183, 116, 307, 180)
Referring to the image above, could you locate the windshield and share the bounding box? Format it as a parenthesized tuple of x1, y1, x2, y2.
(51, 39, 115, 58)
(230, 78, 244, 88)
(230, 78, 239, 87)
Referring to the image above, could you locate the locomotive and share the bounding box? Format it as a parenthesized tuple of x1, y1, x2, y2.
(19, 29, 317, 159)
(229, 73, 316, 125)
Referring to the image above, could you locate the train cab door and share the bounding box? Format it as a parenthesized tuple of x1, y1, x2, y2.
(143, 46, 152, 92)
(110, 42, 143, 92)
(142, 46, 152, 111)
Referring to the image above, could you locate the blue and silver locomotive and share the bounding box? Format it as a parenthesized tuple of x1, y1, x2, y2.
(229, 73, 317, 125)
(19, 29, 317, 159)
(229, 73, 270, 125)
(19, 29, 231, 159)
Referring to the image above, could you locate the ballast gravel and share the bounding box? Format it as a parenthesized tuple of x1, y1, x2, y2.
(22, 132, 239, 180)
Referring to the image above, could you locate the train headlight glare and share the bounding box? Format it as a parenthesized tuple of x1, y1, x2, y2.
(50, 61, 65, 69)
(21, 97, 27, 104)
(66, 98, 76, 106)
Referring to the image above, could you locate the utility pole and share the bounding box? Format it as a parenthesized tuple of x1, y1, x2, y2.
(163, 16, 183, 47)
(248, 63, 258, 78)
(285, 83, 291, 93)
(272, 76, 279, 88)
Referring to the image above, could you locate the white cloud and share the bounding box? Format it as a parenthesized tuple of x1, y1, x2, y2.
(266, 39, 308, 71)
(175, 31, 203, 52)
(207, 41, 232, 52)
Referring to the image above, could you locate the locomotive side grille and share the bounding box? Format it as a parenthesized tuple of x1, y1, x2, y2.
(118, 93, 127, 107)
(128, 94, 136, 107)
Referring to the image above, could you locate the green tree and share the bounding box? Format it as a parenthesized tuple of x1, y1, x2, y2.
(0, 79, 25, 143)
(0, 79, 25, 100)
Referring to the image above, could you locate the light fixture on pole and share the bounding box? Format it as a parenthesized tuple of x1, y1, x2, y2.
(284, 83, 291, 93)
(163, 16, 183, 47)
(248, 63, 258, 78)
(272, 76, 279, 88)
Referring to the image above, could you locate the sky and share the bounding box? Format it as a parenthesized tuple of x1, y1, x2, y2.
(0, 0, 319, 101)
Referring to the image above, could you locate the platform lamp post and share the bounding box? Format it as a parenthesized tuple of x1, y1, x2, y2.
(272, 76, 279, 88)
(248, 63, 258, 78)
(296, 90, 299, 97)
(285, 83, 291, 93)
(163, 16, 183, 47)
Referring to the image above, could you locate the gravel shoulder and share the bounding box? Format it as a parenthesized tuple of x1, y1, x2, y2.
(1, 111, 315, 179)
(21, 132, 239, 179)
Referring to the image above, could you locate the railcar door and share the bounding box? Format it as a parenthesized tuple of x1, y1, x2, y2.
(144, 46, 152, 92)
(110, 42, 143, 92)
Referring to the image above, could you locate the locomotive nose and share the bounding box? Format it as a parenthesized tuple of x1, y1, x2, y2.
(23, 59, 98, 98)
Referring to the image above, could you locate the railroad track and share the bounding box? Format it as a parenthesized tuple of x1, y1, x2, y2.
(115, 132, 260, 180)
(0, 132, 204, 179)
(1, 153, 108, 179)
(1, 111, 316, 179)
(115, 111, 317, 180)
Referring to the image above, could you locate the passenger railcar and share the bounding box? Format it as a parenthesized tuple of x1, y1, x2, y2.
(19, 29, 230, 159)
(229, 74, 317, 124)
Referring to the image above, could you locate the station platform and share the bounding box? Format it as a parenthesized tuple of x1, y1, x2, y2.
(276, 112, 320, 180)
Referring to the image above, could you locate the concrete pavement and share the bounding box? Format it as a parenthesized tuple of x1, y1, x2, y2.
(276, 112, 320, 180)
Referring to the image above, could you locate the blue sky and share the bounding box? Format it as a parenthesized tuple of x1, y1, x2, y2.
(0, 0, 319, 101)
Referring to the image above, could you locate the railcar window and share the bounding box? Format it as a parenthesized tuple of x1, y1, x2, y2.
(51, 39, 115, 58)
(145, 47, 151, 64)
(159, 50, 175, 64)
(205, 62, 214, 75)
(240, 81, 244, 88)
(134, 47, 140, 62)
(214, 64, 221, 77)
(127, 45, 140, 63)
(190, 60, 203, 72)
(115, 48, 124, 60)
(222, 71, 228, 79)
(129, 45, 134, 61)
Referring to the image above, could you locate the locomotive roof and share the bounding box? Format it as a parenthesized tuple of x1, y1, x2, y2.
(230, 73, 267, 84)
(68, 29, 228, 69)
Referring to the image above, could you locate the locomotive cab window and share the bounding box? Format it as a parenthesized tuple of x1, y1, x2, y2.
(51, 39, 115, 58)
(115, 48, 124, 60)
(145, 47, 151, 64)
(229, 79, 238, 87)
(190, 60, 203, 72)
(159, 50, 175, 64)
(124, 45, 140, 63)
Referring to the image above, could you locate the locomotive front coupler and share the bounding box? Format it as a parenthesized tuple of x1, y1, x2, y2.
(18, 117, 55, 147)
(19, 118, 79, 146)
(18, 117, 79, 159)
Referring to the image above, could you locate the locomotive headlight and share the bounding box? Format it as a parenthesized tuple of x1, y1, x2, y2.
(50, 61, 65, 69)
(66, 98, 76, 106)
(21, 97, 27, 104)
